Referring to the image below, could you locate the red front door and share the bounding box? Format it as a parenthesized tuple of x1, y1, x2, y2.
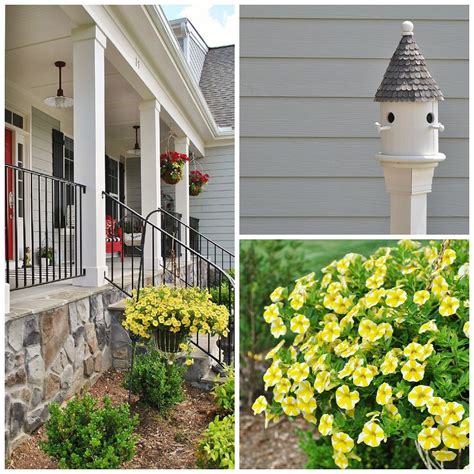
(5, 128, 13, 260)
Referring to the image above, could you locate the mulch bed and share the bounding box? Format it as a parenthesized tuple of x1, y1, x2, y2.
(239, 408, 308, 469)
(7, 369, 218, 469)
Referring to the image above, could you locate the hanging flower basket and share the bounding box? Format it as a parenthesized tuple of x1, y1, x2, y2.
(189, 170, 210, 196)
(154, 327, 189, 353)
(160, 151, 189, 184)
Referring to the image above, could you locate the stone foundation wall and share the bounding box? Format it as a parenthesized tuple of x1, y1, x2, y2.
(5, 286, 125, 455)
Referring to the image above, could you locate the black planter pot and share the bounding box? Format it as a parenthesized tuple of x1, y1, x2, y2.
(154, 327, 188, 353)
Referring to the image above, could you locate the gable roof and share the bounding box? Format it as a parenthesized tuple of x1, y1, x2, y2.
(199, 45, 235, 129)
(375, 22, 444, 102)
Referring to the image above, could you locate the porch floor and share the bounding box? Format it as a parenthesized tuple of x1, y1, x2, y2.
(8, 256, 149, 318)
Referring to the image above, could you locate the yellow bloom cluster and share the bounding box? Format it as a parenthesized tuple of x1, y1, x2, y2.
(252, 240, 469, 469)
(123, 285, 229, 339)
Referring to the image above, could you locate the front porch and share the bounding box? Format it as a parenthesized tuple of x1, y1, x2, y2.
(5, 5, 212, 303)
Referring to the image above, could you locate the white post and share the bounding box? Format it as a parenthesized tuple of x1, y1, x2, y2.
(139, 99, 161, 271)
(174, 136, 190, 246)
(72, 25, 107, 287)
(379, 161, 441, 234)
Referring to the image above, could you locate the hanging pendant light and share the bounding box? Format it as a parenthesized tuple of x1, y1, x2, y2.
(43, 61, 73, 108)
(126, 125, 141, 157)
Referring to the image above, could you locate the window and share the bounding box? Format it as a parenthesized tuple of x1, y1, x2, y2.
(17, 143, 24, 218)
(5, 108, 24, 130)
(52, 129, 75, 227)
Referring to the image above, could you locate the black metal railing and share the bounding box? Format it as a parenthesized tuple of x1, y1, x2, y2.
(157, 207, 234, 271)
(5, 164, 85, 290)
(103, 192, 234, 366)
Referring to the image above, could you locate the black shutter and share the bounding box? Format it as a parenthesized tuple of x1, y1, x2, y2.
(52, 129, 64, 227)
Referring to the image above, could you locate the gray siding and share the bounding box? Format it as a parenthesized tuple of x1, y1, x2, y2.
(125, 157, 141, 214)
(240, 5, 469, 234)
(190, 145, 235, 255)
(188, 35, 207, 83)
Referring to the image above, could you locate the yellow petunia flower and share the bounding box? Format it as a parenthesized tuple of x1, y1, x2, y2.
(302, 412, 317, 424)
(441, 402, 465, 425)
(290, 314, 310, 335)
(336, 385, 360, 411)
(270, 317, 287, 338)
(281, 396, 300, 417)
(419, 320, 438, 334)
(287, 362, 310, 383)
(376, 383, 392, 406)
(352, 367, 374, 387)
(252, 395, 267, 415)
(321, 321, 341, 343)
(290, 293, 305, 311)
(333, 451, 348, 469)
(263, 303, 280, 323)
(404, 342, 424, 360)
(441, 248, 457, 268)
(459, 417, 469, 435)
(426, 397, 447, 416)
(318, 414, 334, 436)
(314, 370, 332, 393)
(263, 363, 283, 388)
(408, 385, 434, 407)
(401, 360, 425, 382)
(463, 321, 469, 338)
(331, 432, 354, 453)
(439, 296, 460, 317)
(385, 288, 407, 308)
(295, 380, 314, 403)
(418, 427, 441, 450)
(432, 450, 457, 462)
(380, 355, 398, 375)
(442, 425, 469, 450)
(413, 290, 430, 306)
(270, 287, 285, 303)
(431, 275, 449, 297)
(357, 421, 385, 447)
(297, 397, 317, 414)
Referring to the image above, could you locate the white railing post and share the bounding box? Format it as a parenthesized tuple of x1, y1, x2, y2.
(174, 136, 190, 246)
(139, 99, 161, 271)
(72, 25, 108, 286)
(374, 21, 445, 234)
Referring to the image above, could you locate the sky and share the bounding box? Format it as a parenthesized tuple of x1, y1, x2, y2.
(161, 5, 237, 47)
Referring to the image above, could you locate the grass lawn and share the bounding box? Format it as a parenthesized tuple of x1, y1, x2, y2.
(299, 239, 396, 274)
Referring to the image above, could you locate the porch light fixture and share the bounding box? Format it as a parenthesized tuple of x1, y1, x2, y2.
(43, 61, 73, 109)
(126, 125, 141, 157)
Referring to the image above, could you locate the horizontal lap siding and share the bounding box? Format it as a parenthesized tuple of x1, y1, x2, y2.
(240, 6, 469, 235)
(190, 145, 235, 256)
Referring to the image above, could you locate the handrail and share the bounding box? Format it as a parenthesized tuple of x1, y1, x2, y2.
(102, 191, 234, 367)
(5, 163, 86, 190)
(102, 192, 235, 285)
(157, 206, 234, 258)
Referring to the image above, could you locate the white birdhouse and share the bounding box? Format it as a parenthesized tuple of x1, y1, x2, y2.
(374, 21, 446, 234)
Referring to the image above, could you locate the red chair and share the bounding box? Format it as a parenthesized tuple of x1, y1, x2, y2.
(106, 215, 124, 262)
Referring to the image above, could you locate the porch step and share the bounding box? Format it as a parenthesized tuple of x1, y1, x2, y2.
(108, 299, 127, 311)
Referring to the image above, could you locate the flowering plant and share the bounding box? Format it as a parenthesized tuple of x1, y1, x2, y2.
(190, 170, 210, 196)
(160, 151, 189, 184)
(123, 286, 229, 339)
(252, 240, 469, 469)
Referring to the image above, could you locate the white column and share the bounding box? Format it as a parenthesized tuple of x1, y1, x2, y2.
(380, 161, 441, 234)
(139, 99, 161, 270)
(174, 136, 190, 246)
(72, 25, 107, 287)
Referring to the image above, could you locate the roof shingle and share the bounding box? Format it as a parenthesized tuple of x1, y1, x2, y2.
(199, 45, 234, 129)
(375, 24, 444, 102)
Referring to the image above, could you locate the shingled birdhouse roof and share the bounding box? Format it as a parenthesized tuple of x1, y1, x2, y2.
(375, 21, 444, 102)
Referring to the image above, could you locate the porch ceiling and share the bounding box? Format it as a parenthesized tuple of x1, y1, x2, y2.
(5, 5, 201, 158)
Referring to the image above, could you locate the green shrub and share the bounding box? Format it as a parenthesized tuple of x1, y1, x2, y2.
(209, 269, 235, 305)
(212, 365, 235, 414)
(123, 348, 185, 411)
(196, 414, 235, 469)
(298, 431, 422, 469)
(40, 394, 138, 469)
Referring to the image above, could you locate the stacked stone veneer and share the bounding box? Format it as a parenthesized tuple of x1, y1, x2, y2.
(5, 286, 125, 455)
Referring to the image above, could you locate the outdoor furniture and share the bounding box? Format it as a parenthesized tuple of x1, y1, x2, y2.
(105, 214, 123, 261)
